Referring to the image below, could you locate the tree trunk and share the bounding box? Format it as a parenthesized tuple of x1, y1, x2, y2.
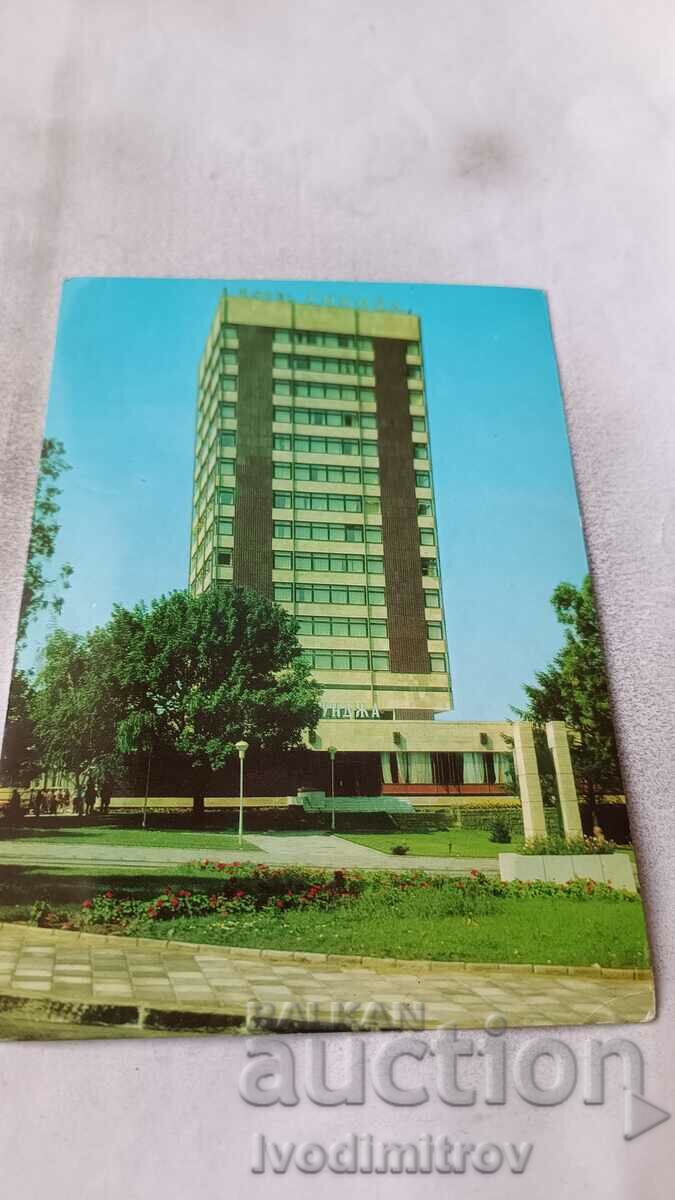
(192, 792, 205, 825)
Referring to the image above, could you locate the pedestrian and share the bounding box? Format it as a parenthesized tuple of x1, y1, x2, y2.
(34, 789, 44, 818)
(84, 776, 96, 817)
(99, 778, 113, 816)
(4, 789, 23, 825)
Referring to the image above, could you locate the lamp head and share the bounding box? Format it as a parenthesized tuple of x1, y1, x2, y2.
(235, 740, 249, 756)
(327, 745, 337, 760)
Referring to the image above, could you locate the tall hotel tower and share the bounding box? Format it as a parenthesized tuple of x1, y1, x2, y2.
(189, 293, 451, 723)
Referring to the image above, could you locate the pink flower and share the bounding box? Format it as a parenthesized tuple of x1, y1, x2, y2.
(82, 899, 93, 909)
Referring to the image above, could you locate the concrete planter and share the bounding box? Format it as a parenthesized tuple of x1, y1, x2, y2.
(498, 852, 636, 893)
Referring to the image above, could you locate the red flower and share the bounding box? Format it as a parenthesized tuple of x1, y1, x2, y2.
(104, 890, 114, 899)
(276, 900, 284, 908)
(82, 899, 93, 909)
(470, 868, 479, 877)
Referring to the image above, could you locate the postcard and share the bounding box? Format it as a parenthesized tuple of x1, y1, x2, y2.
(0, 279, 654, 1039)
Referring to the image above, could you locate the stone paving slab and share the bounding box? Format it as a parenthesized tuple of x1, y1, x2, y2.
(0, 923, 654, 1039)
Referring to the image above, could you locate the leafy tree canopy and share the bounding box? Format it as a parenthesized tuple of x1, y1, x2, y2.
(516, 576, 623, 802)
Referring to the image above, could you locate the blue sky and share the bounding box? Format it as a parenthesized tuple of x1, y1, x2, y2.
(26, 278, 588, 721)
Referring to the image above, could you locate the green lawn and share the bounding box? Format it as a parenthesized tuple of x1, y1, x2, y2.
(0, 863, 650, 968)
(339, 829, 522, 859)
(0, 825, 256, 852)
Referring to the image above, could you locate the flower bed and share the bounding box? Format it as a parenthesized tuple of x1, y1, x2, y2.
(27, 865, 639, 934)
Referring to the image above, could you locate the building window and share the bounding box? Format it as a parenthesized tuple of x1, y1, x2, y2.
(370, 620, 387, 638)
(366, 556, 385, 574)
(371, 653, 390, 671)
(220, 402, 236, 420)
(220, 431, 236, 449)
(274, 583, 293, 603)
(429, 653, 446, 673)
(419, 529, 436, 546)
(411, 416, 426, 432)
(363, 468, 379, 485)
(421, 558, 438, 577)
(368, 587, 385, 605)
(407, 341, 420, 355)
(274, 329, 292, 343)
(273, 551, 293, 570)
(365, 526, 383, 543)
(407, 365, 422, 380)
(273, 434, 292, 451)
(219, 459, 235, 478)
(273, 521, 293, 539)
(218, 488, 234, 506)
(222, 377, 236, 393)
(427, 622, 443, 640)
(273, 492, 293, 509)
(217, 550, 231, 566)
(417, 499, 433, 516)
(415, 470, 431, 488)
(273, 462, 292, 479)
(364, 497, 381, 514)
(413, 443, 429, 460)
(218, 518, 233, 537)
(424, 589, 441, 608)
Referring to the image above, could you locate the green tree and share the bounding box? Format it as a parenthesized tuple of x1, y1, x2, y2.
(16, 438, 73, 648)
(29, 629, 120, 795)
(516, 576, 622, 804)
(98, 585, 322, 821)
(0, 671, 40, 787)
(1, 439, 73, 785)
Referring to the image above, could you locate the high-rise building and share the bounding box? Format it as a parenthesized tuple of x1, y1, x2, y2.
(190, 292, 452, 721)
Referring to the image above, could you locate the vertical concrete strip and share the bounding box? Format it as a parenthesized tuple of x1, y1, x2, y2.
(374, 336, 429, 674)
(546, 720, 583, 838)
(512, 722, 547, 839)
(232, 324, 274, 598)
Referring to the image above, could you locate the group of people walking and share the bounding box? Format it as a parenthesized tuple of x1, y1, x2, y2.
(4, 777, 114, 822)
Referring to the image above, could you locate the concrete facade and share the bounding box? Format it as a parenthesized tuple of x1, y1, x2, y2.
(190, 292, 451, 717)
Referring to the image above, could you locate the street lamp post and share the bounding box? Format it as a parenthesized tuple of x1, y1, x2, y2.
(328, 746, 337, 831)
(235, 740, 249, 847)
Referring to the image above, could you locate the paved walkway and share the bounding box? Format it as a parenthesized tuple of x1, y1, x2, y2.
(0, 924, 654, 1038)
(0, 834, 496, 875)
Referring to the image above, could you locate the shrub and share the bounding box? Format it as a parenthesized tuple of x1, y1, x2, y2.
(488, 817, 512, 844)
(521, 834, 616, 856)
(390, 844, 410, 856)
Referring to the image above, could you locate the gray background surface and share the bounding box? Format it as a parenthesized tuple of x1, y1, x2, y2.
(0, 1, 674, 1196)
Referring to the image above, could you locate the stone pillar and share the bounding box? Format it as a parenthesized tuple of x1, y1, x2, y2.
(511, 721, 547, 840)
(546, 720, 583, 839)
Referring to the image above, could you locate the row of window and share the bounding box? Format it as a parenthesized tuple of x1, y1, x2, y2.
(273, 582, 441, 608)
(299, 648, 447, 673)
(273, 520, 436, 546)
(273, 354, 374, 376)
(297, 616, 387, 639)
(272, 462, 432, 488)
(273, 462, 379, 485)
(274, 330, 376, 350)
(296, 615, 442, 640)
(273, 549, 438, 577)
(272, 433, 377, 458)
(274, 405, 377, 429)
(275, 381, 377, 402)
(274, 491, 380, 514)
(273, 520, 384, 544)
(274, 550, 384, 574)
(273, 330, 422, 357)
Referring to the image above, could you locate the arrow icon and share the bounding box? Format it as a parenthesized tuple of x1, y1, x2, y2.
(624, 1091, 671, 1141)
